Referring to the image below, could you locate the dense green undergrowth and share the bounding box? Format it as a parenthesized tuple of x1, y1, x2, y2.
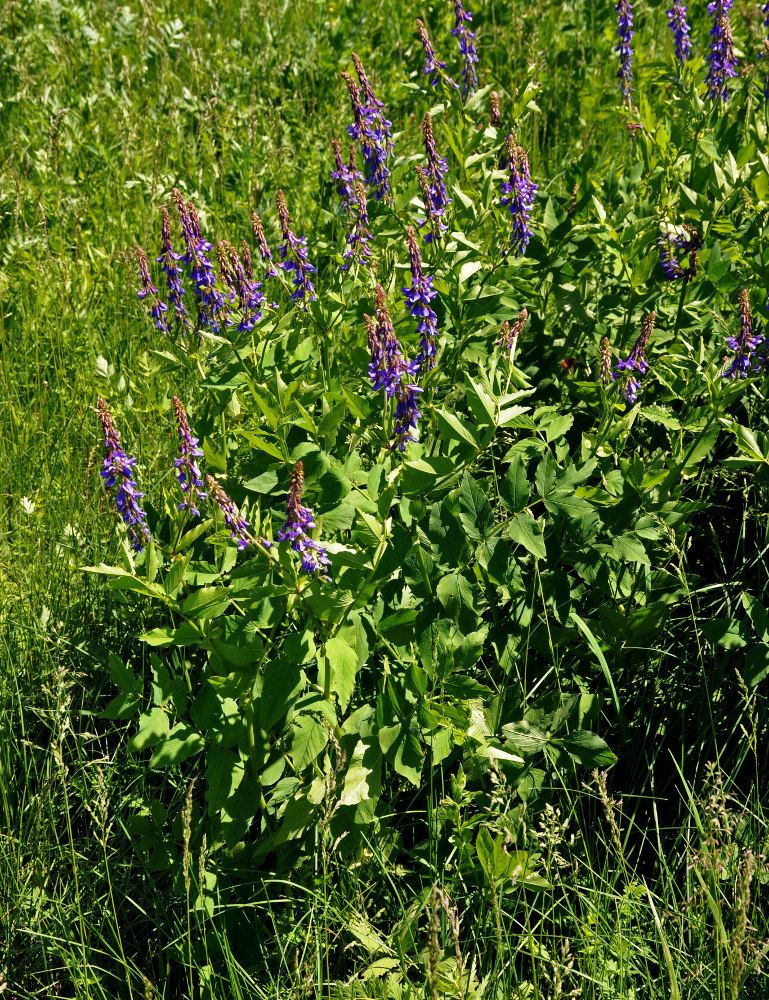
(1, 1, 769, 998)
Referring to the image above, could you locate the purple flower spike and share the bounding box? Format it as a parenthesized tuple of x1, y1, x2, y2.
(390, 384, 423, 453)
(666, 4, 691, 64)
(172, 396, 207, 518)
(658, 225, 702, 284)
(136, 246, 168, 335)
(705, 0, 738, 103)
(344, 55, 394, 201)
(205, 475, 256, 551)
(251, 212, 278, 279)
(156, 206, 191, 336)
(612, 311, 655, 403)
(172, 190, 230, 337)
(416, 113, 451, 243)
(330, 138, 361, 213)
(615, 0, 634, 104)
(500, 137, 538, 259)
(217, 240, 263, 333)
(416, 18, 454, 88)
(276, 190, 317, 306)
(452, 1, 478, 96)
(278, 461, 329, 576)
(98, 398, 150, 552)
(403, 227, 439, 370)
(341, 181, 374, 271)
(496, 308, 528, 360)
(370, 283, 418, 397)
(723, 290, 762, 378)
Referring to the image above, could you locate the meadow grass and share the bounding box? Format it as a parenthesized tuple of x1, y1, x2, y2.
(1, 1, 768, 997)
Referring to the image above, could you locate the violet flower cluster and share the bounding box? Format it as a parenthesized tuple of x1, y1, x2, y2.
(172, 396, 207, 517)
(330, 138, 361, 213)
(705, 0, 738, 103)
(666, 4, 691, 65)
(98, 398, 150, 552)
(658, 225, 702, 283)
(611, 311, 656, 404)
(173, 189, 230, 337)
(452, 1, 478, 96)
(341, 181, 374, 271)
(217, 240, 264, 333)
(500, 137, 538, 259)
(417, 113, 451, 242)
(137, 246, 168, 335)
(496, 308, 529, 361)
(416, 18, 453, 88)
(276, 189, 317, 306)
(402, 227, 439, 370)
(615, 0, 634, 104)
(277, 461, 329, 576)
(205, 475, 254, 551)
(343, 54, 394, 201)
(723, 290, 762, 378)
(251, 211, 277, 278)
(156, 206, 190, 336)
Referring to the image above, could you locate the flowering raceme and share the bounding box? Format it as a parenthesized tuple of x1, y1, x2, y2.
(251, 211, 278, 279)
(657, 225, 702, 283)
(217, 240, 263, 332)
(723, 290, 762, 378)
(368, 283, 418, 396)
(705, 0, 738, 102)
(206, 475, 255, 551)
(415, 18, 452, 87)
(276, 189, 317, 306)
(402, 227, 439, 370)
(156, 206, 190, 336)
(666, 3, 691, 64)
(278, 461, 329, 576)
(615, 0, 634, 103)
(496, 308, 528, 361)
(500, 137, 537, 258)
(330, 138, 360, 213)
(341, 181, 374, 271)
(173, 190, 230, 336)
(136, 246, 168, 334)
(416, 112, 451, 242)
(345, 54, 394, 201)
(612, 311, 655, 404)
(451, 0, 478, 96)
(172, 396, 207, 517)
(97, 398, 150, 552)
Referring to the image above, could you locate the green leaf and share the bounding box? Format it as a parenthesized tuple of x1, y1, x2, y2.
(108, 652, 141, 696)
(435, 408, 482, 449)
(324, 635, 359, 712)
(508, 513, 546, 559)
(459, 473, 495, 540)
(260, 658, 305, 731)
(499, 458, 530, 513)
(339, 739, 381, 806)
(560, 730, 617, 768)
(436, 573, 476, 618)
(182, 587, 231, 619)
(543, 492, 593, 519)
(534, 452, 557, 497)
(292, 715, 330, 771)
(141, 624, 201, 647)
(205, 748, 245, 814)
(378, 717, 424, 786)
(612, 534, 649, 565)
(149, 723, 206, 768)
(127, 707, 170, 753)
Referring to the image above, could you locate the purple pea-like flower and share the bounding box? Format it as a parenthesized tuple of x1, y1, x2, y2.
(451, 0, 478, 96)
(666, 4, 691, 65)
(172, 396, 207, 518)
(136, 246, 168, 334)
(97, 398, 151, 552)
(500, 136, 538, 258)
(344, 55, 394, 202)
(416, 112, 451, 243)
(330, 138, 361, 212)
(277, 461, 329, 576)
(723, 290, 762, 378)
(156, 206, 191, 336)
(615, 0, 634, 104)
(341, 181, 374, 271)
(705, 0, 738, 103)
(369, 283, 418, 397)
(496, 309, 528, 361)
(216, 240, 263, 333)
(658, 225, 702, 283)
(416, 18, 453, 88)
(612, 311, 656, 403)
(205, 475, 256, 551)
(390, 384, 423, 453)
(251, 211, 278, 279)
(403, 227, 439, 370)
(276, 189, 317, 306)
(172, 190, 230, 336)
